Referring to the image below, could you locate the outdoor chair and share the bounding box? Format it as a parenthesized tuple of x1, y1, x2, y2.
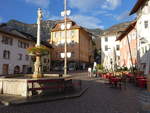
(109, 76, 121, 88)
(118, 75, 128, 89)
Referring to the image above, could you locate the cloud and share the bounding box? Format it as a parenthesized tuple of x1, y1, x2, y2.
(42, 9, 103, 29)
(47, 15, 62, 20)
(69, 0, 121, 12)
(25, 0, 50, 8)
(102, 0, 122, 10)
(43, 9, 62, 20)
(69, 0, 100, 12)
(94, 10, 108, 15)
(70, 15, 104, 29)
(115, 11, 130, 21)
(103, 11, 133, 21)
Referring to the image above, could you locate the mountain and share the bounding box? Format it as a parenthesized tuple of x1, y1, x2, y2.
(2, 19, 102, 41)
(5, 19, 57, 41)
(102, 21, 132, 35)
(86, 28, 103, 36)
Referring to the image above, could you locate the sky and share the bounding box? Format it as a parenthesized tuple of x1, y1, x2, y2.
(0, 0, 137, 29)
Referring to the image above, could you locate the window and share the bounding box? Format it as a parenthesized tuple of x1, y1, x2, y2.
(26, 44, 29, 48)
(25, 55, 29, 61)
(144, 21, 148, 29)
(56, 32, 60, 38)
(105, 45, 108, 51)
(116, 45, 120, 51)
(145, 46, 148, 53)
(18, 40, 29, 49)
(71, 52, 75, 58)
(105, 37, 108, 42)
(53, 32, 56, 38)
(62, 31, 65, 38)
(18, 54, 22, 60)
(44, 58, 47, 63)
(67, 31, 71, 38)
(1, 36, 13, 45)
(3, 50, 10, 59)
(71, 31, 75, 38)
(142, 47, 145, 55)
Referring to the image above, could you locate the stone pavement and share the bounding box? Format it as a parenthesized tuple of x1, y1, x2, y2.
(0, 72, 146, 113)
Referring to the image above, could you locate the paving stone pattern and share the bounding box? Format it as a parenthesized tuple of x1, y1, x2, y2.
(0, 72, 143, 113)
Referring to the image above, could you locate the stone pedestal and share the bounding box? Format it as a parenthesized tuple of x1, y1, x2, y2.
(33, 56, 43, 78)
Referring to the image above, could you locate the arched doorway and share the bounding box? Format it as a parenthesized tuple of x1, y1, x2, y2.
(14, 65, 20, 74)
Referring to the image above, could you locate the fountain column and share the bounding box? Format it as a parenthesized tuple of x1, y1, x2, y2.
(33, 8, 43, 78)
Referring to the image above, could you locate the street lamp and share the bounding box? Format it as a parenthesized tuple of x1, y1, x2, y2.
(60, 52, 71, 58)
(61, 0, 71, 76)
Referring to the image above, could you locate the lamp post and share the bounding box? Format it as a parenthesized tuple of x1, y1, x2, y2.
(61, 0, 71, 76)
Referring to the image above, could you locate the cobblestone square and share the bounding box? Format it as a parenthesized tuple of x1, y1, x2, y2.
(0, 72, 143, 113)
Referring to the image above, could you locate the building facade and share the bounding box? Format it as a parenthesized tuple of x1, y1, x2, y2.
(101, 22, 131, 70)
(0, 28, 52, 75)
(117, 22, 137, 69)
(50, 19, 94, 70)
(130, 0, 150, 74)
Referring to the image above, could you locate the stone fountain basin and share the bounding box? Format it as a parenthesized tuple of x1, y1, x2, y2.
(0, 74, 72, 97)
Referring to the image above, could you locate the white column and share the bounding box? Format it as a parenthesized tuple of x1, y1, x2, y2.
(36, 8, 42, 47)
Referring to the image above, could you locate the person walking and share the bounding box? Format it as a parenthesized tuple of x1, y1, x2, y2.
(88, 67, 92, 77)
(93, 62, 97, 77)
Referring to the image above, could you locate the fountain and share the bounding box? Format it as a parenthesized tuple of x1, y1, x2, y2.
(0, 8, 72, 97)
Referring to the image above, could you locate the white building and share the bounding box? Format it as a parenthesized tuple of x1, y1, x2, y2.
(101, 22, 131, 70)
(130, 0, 150, 74)
(0, 27, 52, 75)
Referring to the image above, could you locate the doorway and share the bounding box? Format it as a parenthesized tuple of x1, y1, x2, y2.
(2, 64, 9, 75)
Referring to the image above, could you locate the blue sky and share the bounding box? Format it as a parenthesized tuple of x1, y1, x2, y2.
(0, 0, 137, 29)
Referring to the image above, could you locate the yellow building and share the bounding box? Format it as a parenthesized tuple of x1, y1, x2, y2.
(50, 19, 94, 70)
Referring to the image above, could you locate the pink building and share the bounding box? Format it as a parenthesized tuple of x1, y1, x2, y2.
(116, 21, 137, 69)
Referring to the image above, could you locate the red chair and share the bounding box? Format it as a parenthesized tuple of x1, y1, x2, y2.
(137, 79, 147, 88)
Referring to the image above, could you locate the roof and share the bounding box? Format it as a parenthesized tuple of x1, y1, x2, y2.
(0, 25, 52, 48)
(0, 28, 33, 41)
(51, 18, 81, 32)
(51, 18, 93, 39)
(116, 21, 137, 41)
(102, 21, 132, 36)
(130, 0, 148, 15)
